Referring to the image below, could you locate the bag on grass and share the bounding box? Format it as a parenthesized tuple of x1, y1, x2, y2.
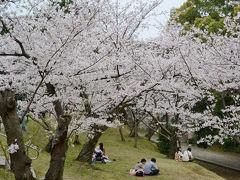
(135, 171, 143, 176)
(95, 152, 103, 161)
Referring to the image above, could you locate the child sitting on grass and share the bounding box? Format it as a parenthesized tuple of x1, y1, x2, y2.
(175, 147, 183, 161)
(130, 158, 146, 176)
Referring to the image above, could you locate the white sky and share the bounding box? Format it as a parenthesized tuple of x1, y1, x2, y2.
(138, 0, 187, 40)
(9, 0, 187, 40)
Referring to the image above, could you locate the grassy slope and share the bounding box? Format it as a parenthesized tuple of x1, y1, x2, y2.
(0, 122, 224, 180)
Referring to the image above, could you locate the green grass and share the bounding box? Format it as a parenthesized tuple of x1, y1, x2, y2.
(0, 122, 224, 180)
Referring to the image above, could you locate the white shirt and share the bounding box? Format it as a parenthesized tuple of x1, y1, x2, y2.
(177, 151, 183, 157)
(182, 150, 193, 162)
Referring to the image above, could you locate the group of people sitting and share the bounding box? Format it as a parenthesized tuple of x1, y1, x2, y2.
(175, 147, 194, 162)
(130, 158, 160, 176)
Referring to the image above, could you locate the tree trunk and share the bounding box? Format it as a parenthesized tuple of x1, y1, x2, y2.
(45, 83, 64, 153)
(126, 109, 135, 137)
(177, 137, 181, 148)
(45, 135, 53, 153)
(76, 126, 107, 164)
(133, 111, 138, 148)
(0, 90, 35, 180)
(44, 115, 71, 180)
(145, 127, 155, 141)
(44, 83, 72, 180)
(119, 126, 125, 142)
(129, 118, 139, 137)
(168, 135, 178, 159)
(134, 121, 138, 148)
(144, 117, 157, 141)
(74, 134, 81, 145)
(129, 127, 135, 137)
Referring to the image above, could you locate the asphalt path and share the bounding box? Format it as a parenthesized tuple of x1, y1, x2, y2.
(138, 133, 240, 172)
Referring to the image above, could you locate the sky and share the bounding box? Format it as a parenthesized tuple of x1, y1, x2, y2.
(138, 0, 187, 40)
(5, 0, 187, 40)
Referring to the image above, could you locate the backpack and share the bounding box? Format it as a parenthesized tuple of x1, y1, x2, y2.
(135, 171, 144, 176)
(95, 151, 103, 161)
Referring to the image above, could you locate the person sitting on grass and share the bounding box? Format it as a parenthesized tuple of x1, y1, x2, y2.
(133, 158, 146, 176)
(99, 142, 106, 156)
(135, 158, 146, 171)
(175, 147, 183, 161)
(94, 142, 112, 163)
(94, 148, 104, 162)
(182, 147, 194, 162)
(143, 158, 159, 176)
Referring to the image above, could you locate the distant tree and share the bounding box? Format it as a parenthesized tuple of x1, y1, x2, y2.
(170, 0, 240, 34)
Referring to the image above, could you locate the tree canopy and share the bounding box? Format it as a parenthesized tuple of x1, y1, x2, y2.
(170, 0, 240, 34)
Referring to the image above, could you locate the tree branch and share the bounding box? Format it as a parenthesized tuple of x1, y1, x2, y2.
(95, 70, 131, 81)
(28, 115, 50, 131)
(146, 110, 172, 137)
(0, 53, 26, 57)
(0, 19, 30, 59)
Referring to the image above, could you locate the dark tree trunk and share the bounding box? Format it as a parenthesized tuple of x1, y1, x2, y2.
(168, 135, 178, 159)
(177, 137, 181, 148)
(45, 136, 53, 153)
(126, 109, 135, 137)
(145, 127, 155, 141)
(0, 90, 35, 180)
(45, 83, 64, 153)
(74, 134, 81, 145)
(129, 120, 139, 138)
(44, 83, 72, 180)
(134, 124, 138, 148)
(44, 115, 71, 180)
(76, 126, 107, 164)
(130, 111, 140, 138)
(144, 117, 157, 141)
(76, 132, 101, 164)
(132, 111, 138, 148)
(129, 128, 135, 137)
(119, 126, 125, 142)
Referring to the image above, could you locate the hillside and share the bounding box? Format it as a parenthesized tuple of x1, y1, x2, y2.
(0, 122, 224, 180)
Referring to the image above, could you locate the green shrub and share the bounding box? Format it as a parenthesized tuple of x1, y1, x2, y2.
(157, 125, 175, 155)
(157, 133, 170, 155)
(222, 138, 240, 152)
(195, 127, 219, 148)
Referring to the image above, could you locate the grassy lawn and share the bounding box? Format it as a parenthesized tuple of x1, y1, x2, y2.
(0, 122, 224, 180)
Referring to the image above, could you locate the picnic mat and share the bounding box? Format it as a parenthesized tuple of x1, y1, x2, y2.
(128, 172, 150, 177)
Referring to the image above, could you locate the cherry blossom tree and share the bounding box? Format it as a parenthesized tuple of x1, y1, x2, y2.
(74, 0, 164, 163)
(122, 13, 240, 157)
(139, 13, 240, 152)
(1, 0, 238, 178)
(0, 0, 163, 178)
(175, 14, 240, 145)
(0, 0, 119, 178)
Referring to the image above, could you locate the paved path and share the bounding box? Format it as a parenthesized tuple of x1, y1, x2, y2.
(138, 133, 240, 172)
